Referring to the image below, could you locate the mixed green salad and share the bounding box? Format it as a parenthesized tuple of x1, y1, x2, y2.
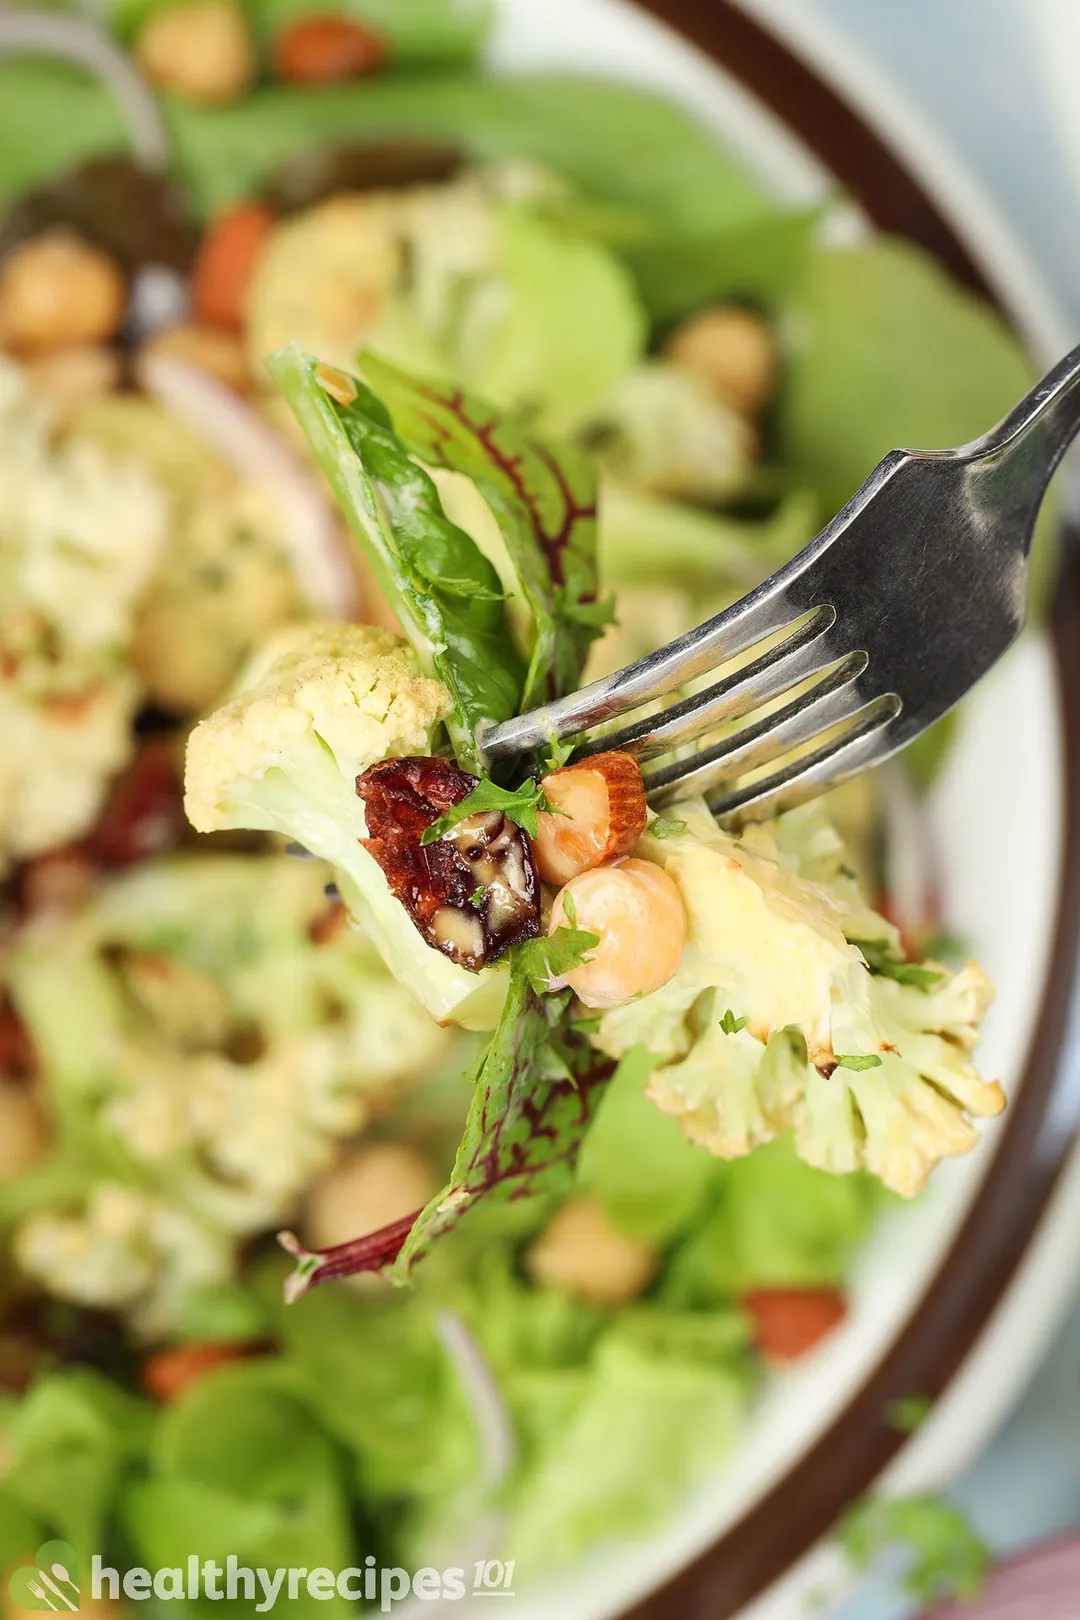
(0, 0, 1050, 1607)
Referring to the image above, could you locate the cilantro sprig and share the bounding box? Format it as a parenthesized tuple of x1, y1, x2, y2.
(420, 775, 561, 845)
(719, 1009, 747, 1035)
(854, 938, 944, 992)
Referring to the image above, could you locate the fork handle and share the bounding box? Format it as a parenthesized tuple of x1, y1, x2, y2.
(966, 338, 1080, 542)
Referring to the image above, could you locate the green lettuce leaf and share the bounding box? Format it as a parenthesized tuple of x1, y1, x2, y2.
(575, 1046, 715, 1243)
(506, 1328, 745, 1572)
(0, 67, 770, 225)
(266, 344, 523, 770)
(124, 1361, 354, 1619)
(361, 350, 606, 705)
(663, 1134, 883, 1304)
(1, 1370, 152, 1561)
(626, 207, 822, 327)
(599, 480, 820, 591)
(466, 207, 646, 434)
(266, 1277, 478, 1504)
(392, 961, 613, 1278)
(780, 238, 1059, 617)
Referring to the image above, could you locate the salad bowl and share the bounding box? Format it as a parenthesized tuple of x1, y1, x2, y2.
(1, 3, 1079, 1620)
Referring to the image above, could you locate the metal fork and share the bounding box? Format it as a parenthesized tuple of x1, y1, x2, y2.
(482, 341, 1080, 823)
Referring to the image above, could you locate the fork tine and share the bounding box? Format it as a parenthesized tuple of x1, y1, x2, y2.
(705, 696, 903, 824)
(481, 575, 806, 760)
(575, 605, 841, 763)
(643, 657, 892, 803)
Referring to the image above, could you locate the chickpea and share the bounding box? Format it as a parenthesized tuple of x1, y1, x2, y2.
(140, 322, 251, 392)
(305, 1142, 436, 1252)
(665, 306, 777, 416)
(24, 346, 121, 421)
(550, 858, 686, 1009)
(0, 231, 126, 354)
(135, 0, 255, 105)
(527, 1197, 656, 1306)
(0, 1084, 49, 1185)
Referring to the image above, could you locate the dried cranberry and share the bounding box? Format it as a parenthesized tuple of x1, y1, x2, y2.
(357, 757, 540, 970)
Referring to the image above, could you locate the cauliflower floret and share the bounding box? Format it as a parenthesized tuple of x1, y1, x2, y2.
(0, 669, 138, 863)
(185, 623, 506, 1029)
(6, 850, 456, 1327)
(0, 361, 169, 866)
(13, 1183, 230, 1340)
(596, 799, 1000, 1197)
(73, 392, 311, 713)
(588, 363, 756, 503)
(0, 361, 168, 656)
(246, 192, 404, 375)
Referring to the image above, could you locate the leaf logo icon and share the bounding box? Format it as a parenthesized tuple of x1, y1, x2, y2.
(7, 1542, 81, 1612)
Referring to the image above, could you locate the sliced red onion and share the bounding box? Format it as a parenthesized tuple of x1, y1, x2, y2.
(138, 354, 358, 619)
(435, 1310, 517, 1492)
(923, 1532, 1080, 1619)
(0, 10, 169, 173)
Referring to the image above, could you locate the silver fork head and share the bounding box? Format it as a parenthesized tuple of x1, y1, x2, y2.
(482, 424, 1042, 821)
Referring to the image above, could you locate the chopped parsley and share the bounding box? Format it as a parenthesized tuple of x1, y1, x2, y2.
(647, 816, 688, 841)
(421, 776, 560, 844)
(719, 1008, 747, 1035)
(853, 937, 944, 992)
(840, 1493, 990, 1605)
(835, 1053, 883, 1071)
(516, 926, 600, 996)
(469, 886, 485, 909)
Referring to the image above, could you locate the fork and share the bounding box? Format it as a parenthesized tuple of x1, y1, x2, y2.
(481, 341, 1080, 823)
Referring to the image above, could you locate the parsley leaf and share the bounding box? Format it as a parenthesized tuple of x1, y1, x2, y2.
(835, 1053, 883, 1071)
(517, 926, 599, 995)
(541, 734, 575, 773)
(853, 937, 944, 992)
(840, 1494, 990, 1605)
(647, 816, 689, 841)
(562, 890, 578, 927)
(719, 1008, 747, 1035)
(469, 887, 485, 909)
(420, 776, 557, 844)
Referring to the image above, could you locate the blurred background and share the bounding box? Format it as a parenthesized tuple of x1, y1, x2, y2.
(801, 10, 1080, 1616)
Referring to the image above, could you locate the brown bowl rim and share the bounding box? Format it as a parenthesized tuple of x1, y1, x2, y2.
(618, 4, 1080, 1617)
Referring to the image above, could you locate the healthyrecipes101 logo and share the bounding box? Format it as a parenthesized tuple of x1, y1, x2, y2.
(8, 1543, 82, 1612)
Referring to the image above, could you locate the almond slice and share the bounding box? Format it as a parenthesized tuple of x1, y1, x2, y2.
(533, 751, 648, 886)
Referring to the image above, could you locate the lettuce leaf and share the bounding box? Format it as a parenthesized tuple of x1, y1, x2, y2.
(362, 350, 605, 705)
(626, 207, 822, 327)
(575, 1046, 715, 1243)
(466, 207, 646, 435)
(267, 344, 523, 770)
(1, 1370, 152, 1562)
(506, 1329, 745, 1572)
(0, 66, 769, 226)
(124, 1362, 354, 1619)
(663, 1134, 883, 1305)
(599, 480, 820, 591)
